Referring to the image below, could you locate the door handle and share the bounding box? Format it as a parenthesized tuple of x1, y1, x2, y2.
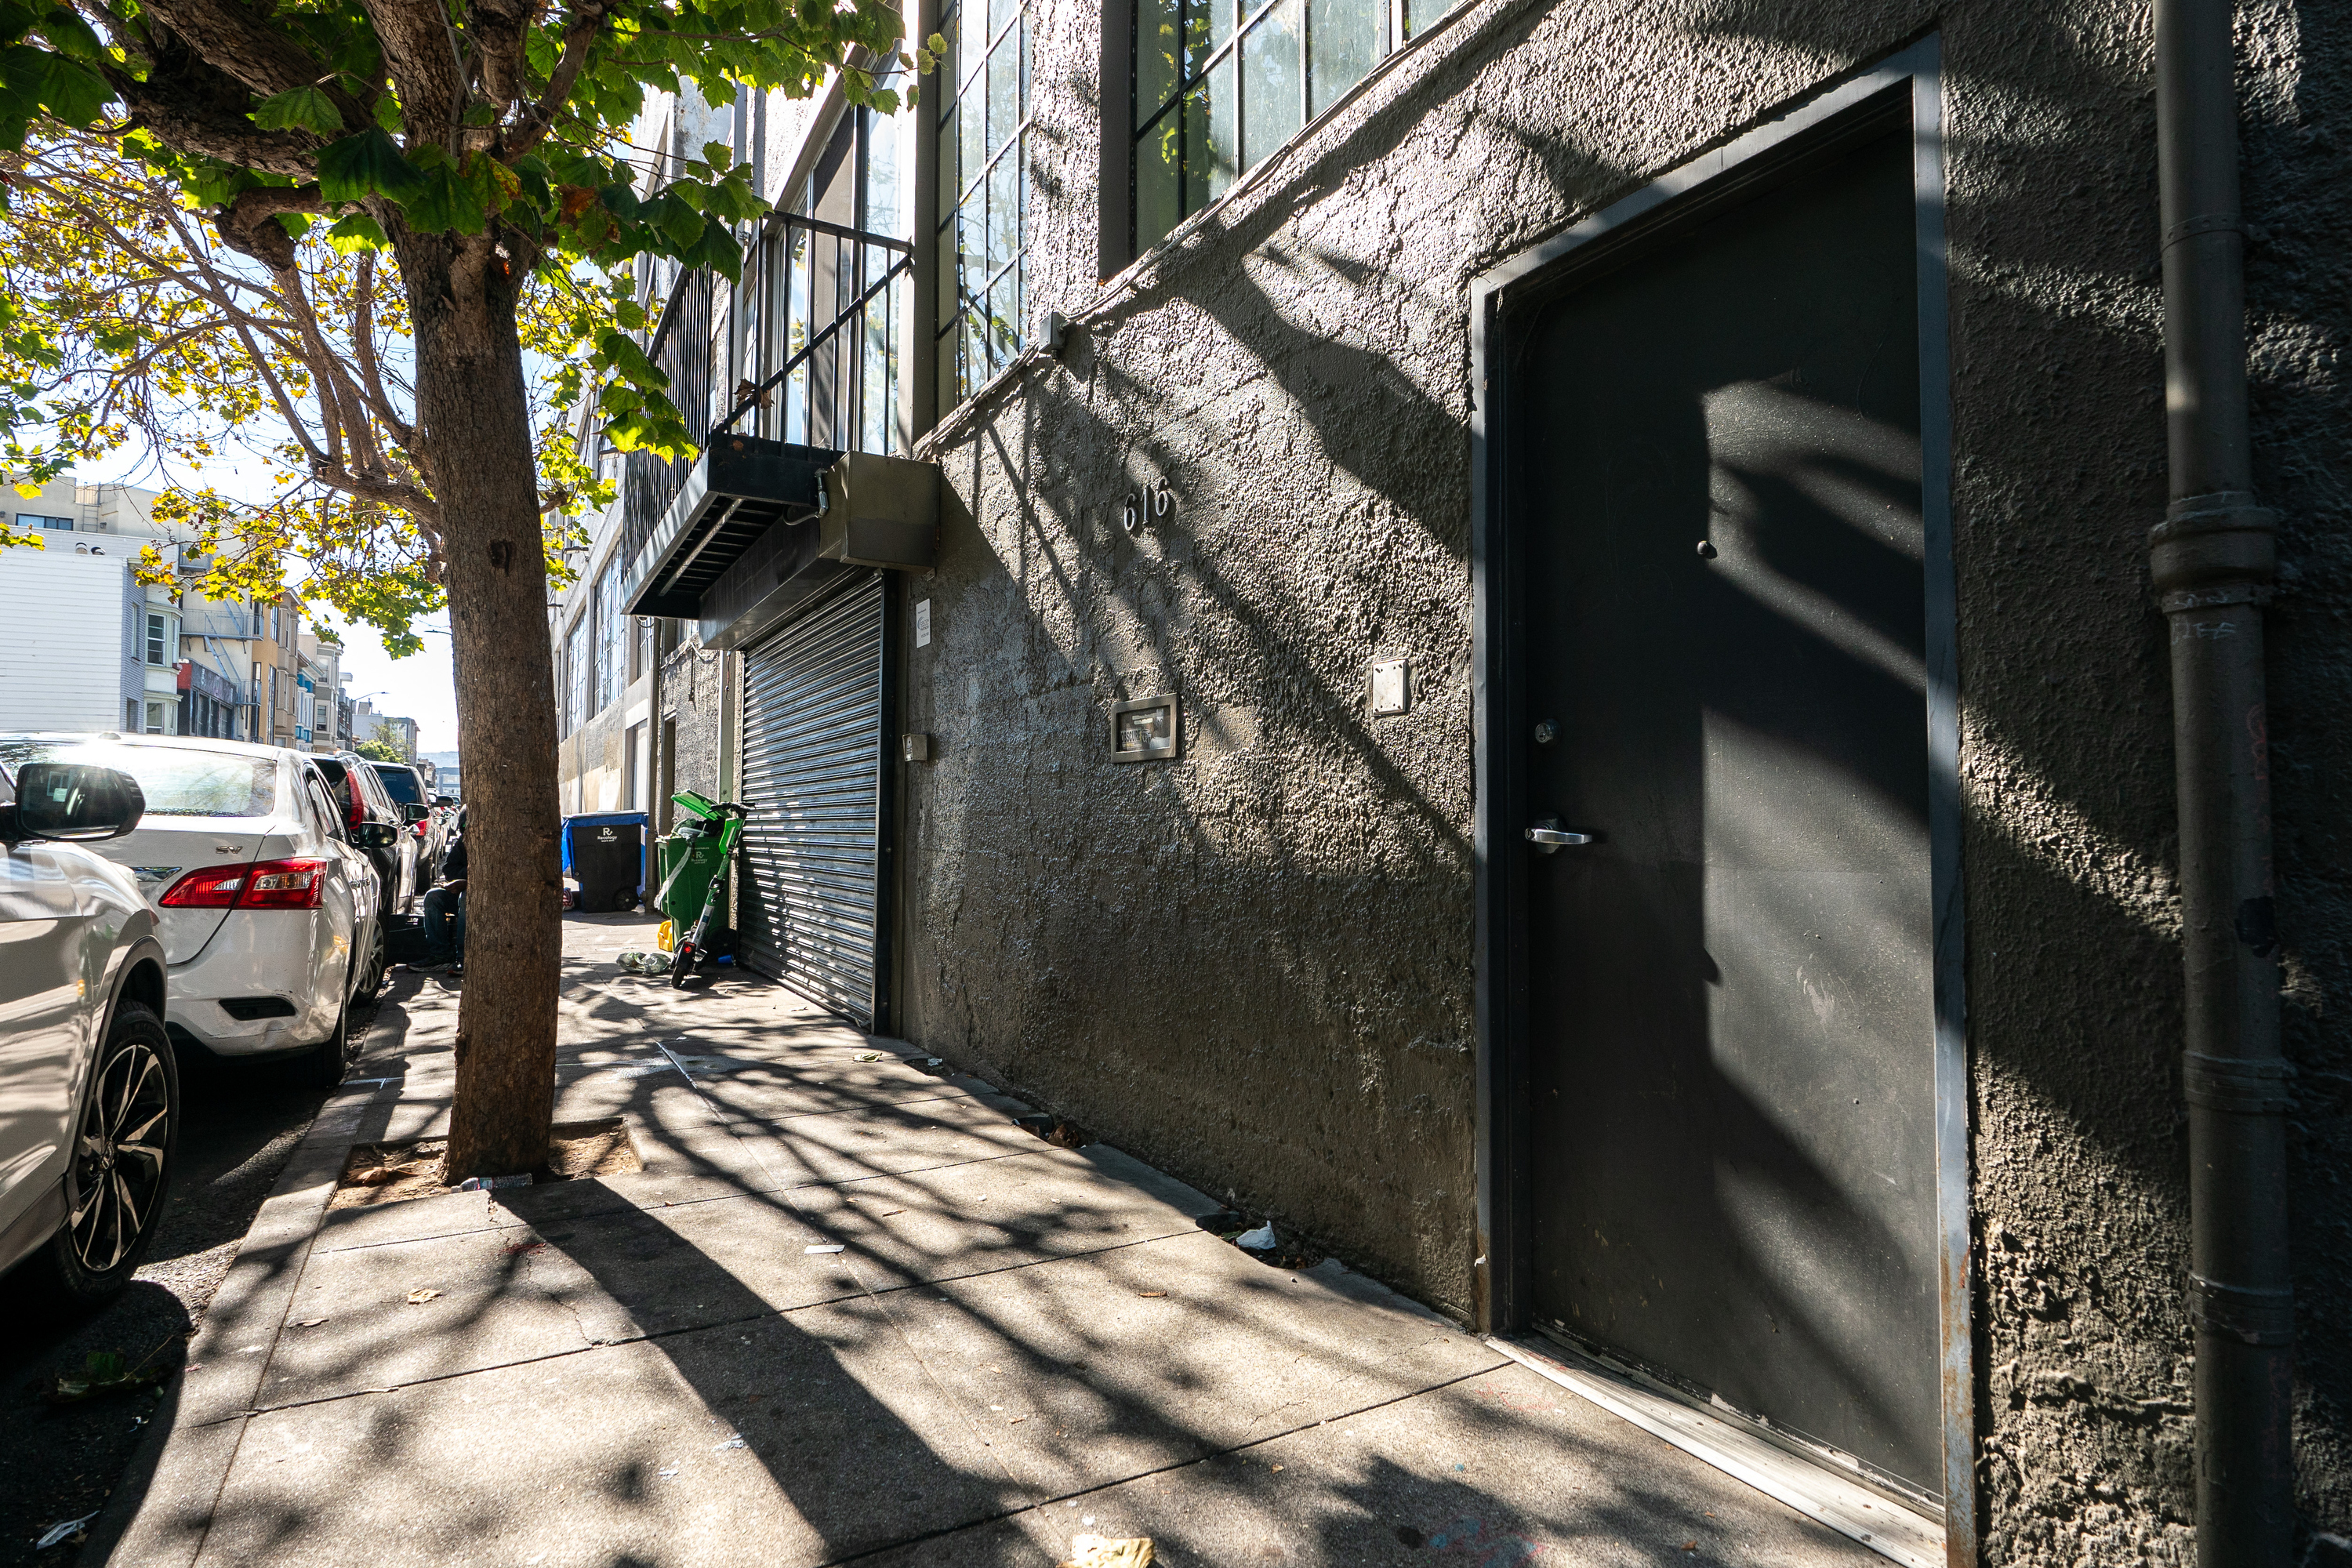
(1524, 816, 1593, 854)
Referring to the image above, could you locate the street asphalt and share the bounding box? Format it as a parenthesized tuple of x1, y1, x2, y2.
(1, 1024, 342, 1566)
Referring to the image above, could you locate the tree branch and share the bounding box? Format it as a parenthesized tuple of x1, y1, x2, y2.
(351, 253, 420, 451)
(504, 1, 609, 158)
(356, 0, 466, 147)
(212, 183, 328, 271)
(112, 75, 321, 180)
(131, 0, 337, 100)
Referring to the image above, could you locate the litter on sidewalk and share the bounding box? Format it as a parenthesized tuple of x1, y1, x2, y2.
(455, 1173, 532, 1192)
(1060, 1536, 1155, 1568)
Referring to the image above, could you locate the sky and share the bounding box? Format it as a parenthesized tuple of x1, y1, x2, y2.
(334, 612, 459, 753)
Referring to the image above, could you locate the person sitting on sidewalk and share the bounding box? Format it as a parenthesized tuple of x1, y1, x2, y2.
(417, 812, 466, 975)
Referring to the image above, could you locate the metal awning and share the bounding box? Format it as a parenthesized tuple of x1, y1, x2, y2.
(620, 435, 839, 622)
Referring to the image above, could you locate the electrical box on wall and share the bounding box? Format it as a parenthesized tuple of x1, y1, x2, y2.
(820, 452, 939, 572)
(1370, 659, 1411, 717)
(1110, 695, 1180, 762)
(902, 732, 933, 762)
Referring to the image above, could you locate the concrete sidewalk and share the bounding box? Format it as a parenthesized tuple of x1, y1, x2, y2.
(94, 916, 1889, 1567)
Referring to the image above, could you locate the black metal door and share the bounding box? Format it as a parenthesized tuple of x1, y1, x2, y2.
(1514, 132, 1939, 1493)
(739, 571, 889, 1025)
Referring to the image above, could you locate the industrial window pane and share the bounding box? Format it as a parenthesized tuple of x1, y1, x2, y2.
(958, 0, 986, 91)
(1135, 104, 1182, 249)
(985, 141, 1022, 276)
(1137, 0, 1180, 126)
(1190, 0, 1232, 76)
(959, 71, 986, 199)
(1308, 0, 1379, 114)
(1182, 56, 1235, 211)
(986, 29, 1020, 161)
(866, 111, 905, 239)
(985, 269, 1022, 371)
(1240, 0, 1302, 172)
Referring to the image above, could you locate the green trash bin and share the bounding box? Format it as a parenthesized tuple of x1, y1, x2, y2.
(655, 797, 731, 928)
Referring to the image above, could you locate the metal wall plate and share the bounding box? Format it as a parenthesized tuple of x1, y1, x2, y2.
(1109, 694, 1181, 762)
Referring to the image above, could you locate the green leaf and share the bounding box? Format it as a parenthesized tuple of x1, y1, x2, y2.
(252, 85, 342, 135)
(596, 181, 640, 220)
(276, 212, 313, 238)
(462, 97, 495, 126)
(524, 27, 557, 76)
(38, 53, 107, 126)
(371, 92, 403, 135)
(700, 140, 732, 172)
(648, 189, 703, 248)
(596, 330, 666, 390)
(323, 213, 387, 253)
(317, 127, 425, 203)
(686, 219, 742, 283)
(549, 151, 607, 187)
(38, 7, 102, 60)
(395, 161, 485, 234)
(703, 173, 766, 223)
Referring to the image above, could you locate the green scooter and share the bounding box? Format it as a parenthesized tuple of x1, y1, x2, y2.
(657, 791, 753, 989)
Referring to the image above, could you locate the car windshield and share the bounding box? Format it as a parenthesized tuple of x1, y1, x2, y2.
(372, 765, 423, 805)
(0, 742, 278, 818)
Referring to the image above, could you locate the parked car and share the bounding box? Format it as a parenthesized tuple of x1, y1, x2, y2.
(0, 753, 179, 1309)
(367, 762, 444, 882)
(0, 735, 393, 1086)
(325, 752, 419, 916)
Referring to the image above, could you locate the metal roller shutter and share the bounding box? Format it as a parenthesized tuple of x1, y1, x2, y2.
(738, 572, 887, 1024)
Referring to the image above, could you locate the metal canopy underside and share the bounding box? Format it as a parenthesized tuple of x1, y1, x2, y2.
(621, 434, 840, 621)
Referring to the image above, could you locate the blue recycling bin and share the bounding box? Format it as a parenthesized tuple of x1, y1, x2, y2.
(562, 811, 648, 913)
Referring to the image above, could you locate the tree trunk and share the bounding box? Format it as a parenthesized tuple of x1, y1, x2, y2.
(395, 225, 564, 1181)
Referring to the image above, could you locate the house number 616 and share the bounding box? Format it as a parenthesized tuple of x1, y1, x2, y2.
(1122, 478, 1174, 535)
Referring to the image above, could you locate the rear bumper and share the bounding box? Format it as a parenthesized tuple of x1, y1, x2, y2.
(167, 911, 347, 1056)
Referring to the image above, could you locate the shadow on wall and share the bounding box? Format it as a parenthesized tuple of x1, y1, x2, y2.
(898, 0, 2352, 1552)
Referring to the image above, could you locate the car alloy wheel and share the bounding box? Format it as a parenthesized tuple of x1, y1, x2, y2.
(67, 1030, 173, 1276)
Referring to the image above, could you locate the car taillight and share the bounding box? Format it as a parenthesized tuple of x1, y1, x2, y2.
(159, 865, 248, 908)
(347, 792, 364, 829)
(160, 858, 327, 911)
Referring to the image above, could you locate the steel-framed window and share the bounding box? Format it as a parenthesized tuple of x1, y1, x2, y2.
(1132, 0, 1426, 250)
(719, 104, 912, 452)
(935, 0, 1031, 407)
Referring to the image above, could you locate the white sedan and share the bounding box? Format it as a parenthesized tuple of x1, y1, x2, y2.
(0, 754, 176, 1308)
(0, 735, 389, 1087)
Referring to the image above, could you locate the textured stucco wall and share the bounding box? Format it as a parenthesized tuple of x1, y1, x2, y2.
(884, 0, 2352, 1559)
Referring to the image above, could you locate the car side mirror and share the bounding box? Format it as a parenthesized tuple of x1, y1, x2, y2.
(13, 763, 146, 840)
(351, 822, 400, 849)
(434, 796, 455, 809)
(401, 803, 430, 824)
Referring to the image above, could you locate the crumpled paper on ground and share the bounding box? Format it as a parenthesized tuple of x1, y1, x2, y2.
(1058, 1535, 1154, 1568)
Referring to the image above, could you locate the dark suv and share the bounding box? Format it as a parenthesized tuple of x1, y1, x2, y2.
(323, 753, 419, 916)
(368, 763, 443, 883)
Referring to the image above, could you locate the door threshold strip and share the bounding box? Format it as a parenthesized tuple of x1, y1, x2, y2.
(1486, 1334, 1944, 1568)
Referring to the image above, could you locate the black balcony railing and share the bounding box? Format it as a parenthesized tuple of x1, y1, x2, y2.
(604, 212, 910, 599)
(717, 212, 913, 450)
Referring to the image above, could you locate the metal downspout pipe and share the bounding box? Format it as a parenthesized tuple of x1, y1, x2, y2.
(2150, 0, 2295, 1559)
